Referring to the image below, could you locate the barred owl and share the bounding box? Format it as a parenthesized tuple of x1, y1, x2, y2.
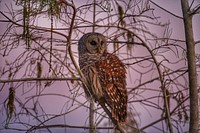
(78, 32, 127, 123)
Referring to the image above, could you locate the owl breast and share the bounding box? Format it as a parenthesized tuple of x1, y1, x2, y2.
(79, 53, 103, 100)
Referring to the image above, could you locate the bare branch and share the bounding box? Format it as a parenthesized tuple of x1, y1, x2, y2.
(190, 4, 200, 15)
(149, 0, 183, 19)
(0, 77, 80, 83)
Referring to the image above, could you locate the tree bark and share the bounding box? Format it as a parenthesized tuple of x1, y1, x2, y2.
(181, 0, 199, 133)
(89, 99, 95, 133)
(89, 1, 96, 133)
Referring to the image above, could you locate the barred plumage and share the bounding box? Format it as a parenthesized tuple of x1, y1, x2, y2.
(78, 32, 127, 123)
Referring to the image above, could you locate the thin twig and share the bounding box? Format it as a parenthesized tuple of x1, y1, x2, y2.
(0, 77, 80, 83)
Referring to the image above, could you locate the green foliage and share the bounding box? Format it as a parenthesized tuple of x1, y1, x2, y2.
(22, 0, 30, 49)
(118, 4, 124, 19)
(117, 4, 126, 27)
(5, 87, 15, 128)
(174, 92, 189, 125)
(37, 62, 42, 78)
(113, 36, 119, 54)
(39, 0, 62, 18)
(126, 31, 134, 55)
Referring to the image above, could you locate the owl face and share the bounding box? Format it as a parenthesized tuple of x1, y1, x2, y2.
(78, 32, 107, 55)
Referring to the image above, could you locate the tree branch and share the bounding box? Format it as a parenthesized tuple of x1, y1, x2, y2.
(190, 4, 200, 15)
(181, 0, 199, 132)
(149, 0, 183, 19)
(0, 77, 80, 83)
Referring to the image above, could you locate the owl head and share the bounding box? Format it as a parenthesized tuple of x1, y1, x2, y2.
(78, 32, 107, 56)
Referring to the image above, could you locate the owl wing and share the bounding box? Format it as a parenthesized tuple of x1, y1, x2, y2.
(96, 53, 127, 123)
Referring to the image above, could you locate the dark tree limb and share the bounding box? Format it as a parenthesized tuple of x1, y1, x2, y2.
(181, 0, 199, 133)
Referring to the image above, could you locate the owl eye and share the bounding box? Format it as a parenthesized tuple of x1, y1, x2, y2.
(90, 40, 97, 46)
(100, 41, 104, 46)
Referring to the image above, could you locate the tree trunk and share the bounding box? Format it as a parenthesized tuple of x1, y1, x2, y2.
(181, 0, 199, 133)
(89, 1, 96, 133)
(89, 99, 95, 133)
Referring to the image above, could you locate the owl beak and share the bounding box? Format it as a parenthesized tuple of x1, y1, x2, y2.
(97, 46, 102, 54)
